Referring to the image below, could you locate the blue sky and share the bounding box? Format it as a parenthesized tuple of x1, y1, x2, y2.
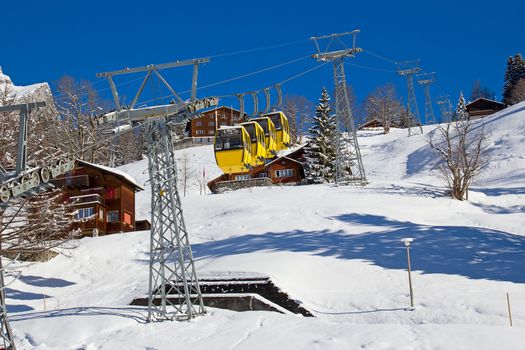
(3, 0, 524, 120)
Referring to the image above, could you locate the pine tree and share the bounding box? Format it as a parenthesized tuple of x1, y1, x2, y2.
(304, 88, 338, 183)
(503, 53, 525, 105)
(455, 91, 469, 121)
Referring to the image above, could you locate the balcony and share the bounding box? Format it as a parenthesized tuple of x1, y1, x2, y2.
(50, 174, 90, 188)
(70, 193, 105, 207)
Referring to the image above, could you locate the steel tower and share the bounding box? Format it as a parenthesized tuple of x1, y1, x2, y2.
(417, 72, 436, 125)
(397, 61, 423, 135)
(311, 30, 367, 185)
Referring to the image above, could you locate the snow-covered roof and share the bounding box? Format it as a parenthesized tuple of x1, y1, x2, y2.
(77, 160, 144, 191)
(266, 145, 306, 166)
(466, 97, 505, 107)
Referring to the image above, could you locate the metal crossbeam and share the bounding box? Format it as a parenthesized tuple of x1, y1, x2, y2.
(311, 31, 367, 185)
(96, 58, 210, 112)
(145, 118, 205, 321)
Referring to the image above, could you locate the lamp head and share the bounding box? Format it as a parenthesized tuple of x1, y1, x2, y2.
(401, 238, 414, 247)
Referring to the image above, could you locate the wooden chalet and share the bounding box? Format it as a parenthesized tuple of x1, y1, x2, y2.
(208, 147, 306, 193)
(466, 98, 505, 120)
(50, 160, 144, 236)
(188, 106, 246, 142)
(358, 118, 400, 130)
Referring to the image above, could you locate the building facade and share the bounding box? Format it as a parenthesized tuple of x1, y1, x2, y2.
(189, 106, 245, 141)
(50, 160, 143, 236)
(466, 98, 506, 120)
(207, 147, 306, 192)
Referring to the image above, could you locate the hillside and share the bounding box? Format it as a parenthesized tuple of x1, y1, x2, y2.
(5, 102, 525, 349)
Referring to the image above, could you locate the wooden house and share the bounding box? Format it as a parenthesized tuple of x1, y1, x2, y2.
(50, 160, 144, 236)
(208, 147, 306, 192)
(466, 98, 505, 120)
(188, 106, 246, 142)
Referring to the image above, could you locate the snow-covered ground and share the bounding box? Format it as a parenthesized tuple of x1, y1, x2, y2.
(6, 102, 525, 349)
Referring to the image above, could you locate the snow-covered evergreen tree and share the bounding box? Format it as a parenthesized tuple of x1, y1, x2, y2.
(304, 88, 338, 183)
(455, 91, 469, 121)
(503, 53, 525, 105)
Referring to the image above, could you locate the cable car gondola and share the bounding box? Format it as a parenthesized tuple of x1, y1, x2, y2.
(250, 117, 277, 158)
(214, 126, 253, 174)
(262, 111, 291, 151)
(239, 121, 266, 166)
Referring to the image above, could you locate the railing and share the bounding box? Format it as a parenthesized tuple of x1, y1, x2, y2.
(70, 193, 105, 206)
(50, 174, 89, 188)
(212, 178, 273, 193)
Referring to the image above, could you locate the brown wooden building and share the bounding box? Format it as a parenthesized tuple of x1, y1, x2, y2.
(208, 147, 306, 192)
(189, 106, 245, 141)
(50, 160, 144, 236)
(466, 98, 505, 120)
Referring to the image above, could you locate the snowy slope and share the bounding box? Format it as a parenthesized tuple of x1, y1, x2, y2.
(5, 102, 525, 349)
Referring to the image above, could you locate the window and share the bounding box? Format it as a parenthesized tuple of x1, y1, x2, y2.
(107, 211, 119, 222)
(214, 128, 243, 150)
(196, 121, 202, 126)
(76, 207, 94, 219)
(258, 173, 268, 178)
(208, 130, 215, 135)
(221, 114, 227, 119)
(123, 212, 133, 225)
(105, 188, 117, 200)
(275, 169, 293, 178)
(196, 130, 205, 135)
(208, 121, 215, 126)
(269, 113, 282, 130)
(98, 208, 104, 220)
(235, 174, 250, 181)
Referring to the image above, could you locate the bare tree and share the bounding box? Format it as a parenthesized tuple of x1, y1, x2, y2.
(1, 189, 79, 260)
(429, 118, 490, 200)
(364, 84, 402, 134)
(282, 94, 313, 144)
(0, 79, 80, 260)
(55, 76, 111, 165)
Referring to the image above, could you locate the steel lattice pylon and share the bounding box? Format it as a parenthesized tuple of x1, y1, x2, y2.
(437, 95, 452, 121)
(397, 62, 423, 136)
(311, 30, 367, 185)
(0, 259, 15, 350)
(417, 73, 436, 125)
(333, 57, 367, 184)
(145, 118, 205, 322)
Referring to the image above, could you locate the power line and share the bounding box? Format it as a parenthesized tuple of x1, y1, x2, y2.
(135, 55, 313, 106)
(345, 62, 397, 73)
(208, 38, 309, 59)
(362, 49, 398, 64)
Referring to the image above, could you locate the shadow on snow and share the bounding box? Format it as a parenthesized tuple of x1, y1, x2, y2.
(192, 214, 525, 283)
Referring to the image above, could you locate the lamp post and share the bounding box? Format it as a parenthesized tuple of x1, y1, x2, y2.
(401, 238, 415, 310)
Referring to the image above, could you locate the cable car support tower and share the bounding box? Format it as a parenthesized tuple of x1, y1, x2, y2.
(417, 72, 436, 125)
(397, 61, 423, 135)
(96, 58, 218, 322)
(311, 30, 367, 185)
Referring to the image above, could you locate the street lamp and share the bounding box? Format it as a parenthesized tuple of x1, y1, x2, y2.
(401, 237, 415, 310)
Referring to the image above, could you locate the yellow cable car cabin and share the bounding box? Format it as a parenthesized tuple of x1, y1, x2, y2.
(214, 126, 253, 174)
(239, 121, 266, 166)
(263, 111, 291, 151)
(251, 117, 277, 158)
